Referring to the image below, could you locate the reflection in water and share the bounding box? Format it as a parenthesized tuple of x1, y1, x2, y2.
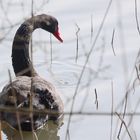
(2, 120, 62, 140)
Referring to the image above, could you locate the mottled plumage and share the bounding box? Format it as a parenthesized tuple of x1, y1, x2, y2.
(0, 14, 63, 131)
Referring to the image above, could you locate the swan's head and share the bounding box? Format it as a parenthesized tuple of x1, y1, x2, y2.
(36, 14, 63, 42)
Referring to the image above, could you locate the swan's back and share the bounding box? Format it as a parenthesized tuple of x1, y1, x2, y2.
(0, 76, 63, 131)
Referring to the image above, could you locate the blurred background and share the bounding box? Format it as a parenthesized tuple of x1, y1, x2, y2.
(0, 0, 140, 139)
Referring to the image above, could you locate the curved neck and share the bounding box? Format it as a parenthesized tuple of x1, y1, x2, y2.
(12, 18, 38, 77)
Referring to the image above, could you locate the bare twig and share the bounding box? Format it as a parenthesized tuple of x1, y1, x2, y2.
(116, 112, 132, 140)
(94, 88, 98, 110)
(134, 0, 140, 36)
(30, 78, 36, 140)
(0, 105, 140, 116)
(67, 129, 71, 140)
(30, 1, 36, 139)
(50, 34, 53, 67)
(0, 121, 2, 140)
(111, 29, 116, 56)
(135, 65, 140, 81)
(8, 70, 24, 140)
(115, 48, 140, 111)
(117, 93, 128, 140)
(30, 0, 34, 62)
(75, 23, 80, 63)
(132, 66, 140, 94)
(134, 131, 138, 140)
(110, 81, 114, 140)
(90, 14, 93, 42)
(115, 50, 140, 135)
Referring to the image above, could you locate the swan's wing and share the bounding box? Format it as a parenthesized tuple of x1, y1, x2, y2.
(31, 76, 64, 122)
(0, 76, 63, 130)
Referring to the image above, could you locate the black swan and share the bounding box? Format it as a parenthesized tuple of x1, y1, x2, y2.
(0, 14, 64, 131)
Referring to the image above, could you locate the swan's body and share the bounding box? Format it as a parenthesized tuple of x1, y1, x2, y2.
(0, 14, 64, 131)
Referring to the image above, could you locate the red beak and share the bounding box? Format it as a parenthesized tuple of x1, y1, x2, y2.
(53, 28, 63, 43)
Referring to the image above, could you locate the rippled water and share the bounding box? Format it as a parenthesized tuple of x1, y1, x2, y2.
(0, 0, 140, 139)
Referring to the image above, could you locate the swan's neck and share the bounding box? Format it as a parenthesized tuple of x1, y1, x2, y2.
(12, 19, 37, 77)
